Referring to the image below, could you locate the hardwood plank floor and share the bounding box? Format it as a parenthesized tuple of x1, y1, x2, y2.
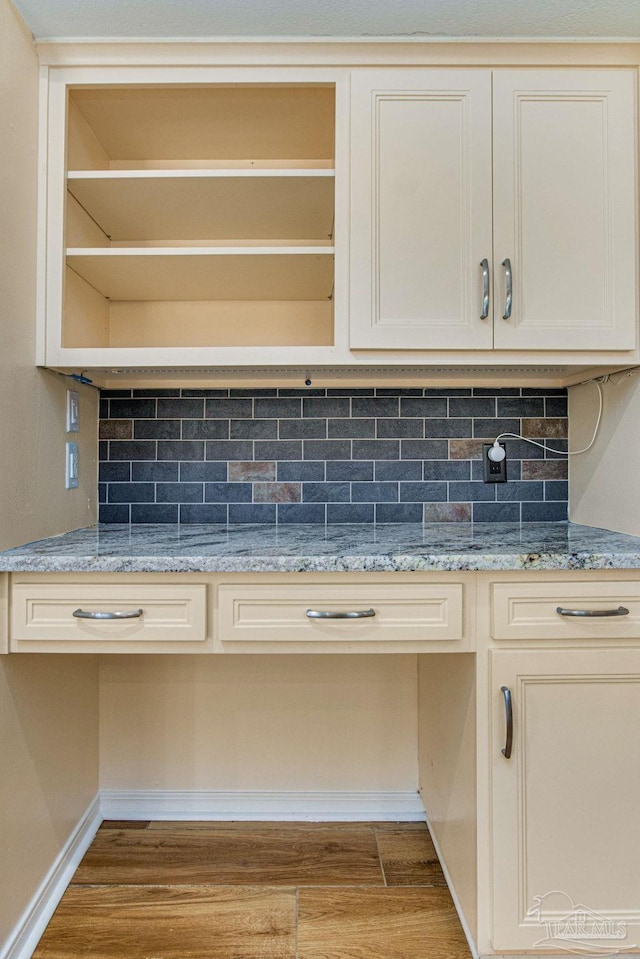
(33, 821, 471, 959)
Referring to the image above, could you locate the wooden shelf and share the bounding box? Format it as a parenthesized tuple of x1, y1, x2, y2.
(67, 170, 335, 242)
(66, 248, 335, 301)
(68, 86, 336, 169)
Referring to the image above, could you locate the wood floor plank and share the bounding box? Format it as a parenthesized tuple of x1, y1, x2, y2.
(72, 827, 384, 886)
(98, 820, 149, 831)
(298, 887, 470, 959)
(33, 885, 295, 959)
(375, 826, 447, 885)
(145, 821, 422, 831)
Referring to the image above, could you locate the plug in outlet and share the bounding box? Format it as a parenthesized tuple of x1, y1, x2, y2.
(483, 443, 507, 483)
(65, 442, 79, 489)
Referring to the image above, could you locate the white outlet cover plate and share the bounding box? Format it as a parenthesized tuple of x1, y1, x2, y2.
(66, 441, 79, 489)
(66, 390, 79, 432)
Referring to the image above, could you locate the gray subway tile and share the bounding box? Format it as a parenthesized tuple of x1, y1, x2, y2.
(99, 420, 132, 440)
(473, 418, 521, 439)
(181, 388, 228, 397)
(205, 398, 253, 418)
(230, 419, 277, 440)
(377, 418, 423, 438)
(401, 440, 448, 460)
(231, 388, 276, 397)
(277, 461, 325, 481)
(134, 420, 181, 440)
(376, 388, 423, 396)
(497, 397, 545, 417)
(424, 418, 472, 438)
(303, 397, 350, 418)
(158, 441, 205, 461)
(546, 397, 569, 417)
(278, 388, 326, 397)
(180, 504, 227, 524)
(400, 482, 447, 502)
(101, 389, 132, 398)
(326, 461, 373, 482)
(205, 482, 252, 503)
(99, 504, 130, 523)
(375, 503, 423, 523)
(255, 398, 302, 418)
(353, 440, 399, 461)
(109, 398, 156, 418)
(449, 397, 496, 417)
(496, 481, 544, 501)
(521, 501, 568, 522)
(279, 419, 327, 439)
(473, 387, 520, 396)
(206, 441, 254, 461)
(449, 481, 496, 502)
(98, 484, 107, 503)
(375, 461, 422, 481)
(473, 502, 521, 522)
(108, 441, 156, 461)
(352, 482, 398, 503)
(277, 503, 326, 524)
(133, 389, 180, 397)
(228, 504, 276, 524)
(399, 398, 447, 417)
(108, 483, 154, 503)
(157, 398, 204, 418)
(132, 462, 178, 483)
(423, 461, 470, 481)
(327, 504, 375, 524)
(157, 483, 203, 503)
(180, 462, 227, 482)
(329, 418, 375, 439)
(182, 420, 230, 440)
(352, 397, 399, 417)
(522, 387, 567, 396)
(304, 440, 352, 461)
(303, 482, 350, 503)
(99, 462, 131, 483)
(255, 441, 303, 461)
(545, 480, 569, 501)
(131, 504, 179, 524)
(328, 387, 374, 396)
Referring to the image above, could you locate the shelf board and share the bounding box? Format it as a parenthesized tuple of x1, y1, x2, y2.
(67, 170, 335, 242)
(66, 248, 335, 301)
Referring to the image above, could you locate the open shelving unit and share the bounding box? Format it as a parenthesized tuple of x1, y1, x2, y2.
(61, 84, 336, 352)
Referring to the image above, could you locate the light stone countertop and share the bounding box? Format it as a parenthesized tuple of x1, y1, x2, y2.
(1, 522, 640, 573)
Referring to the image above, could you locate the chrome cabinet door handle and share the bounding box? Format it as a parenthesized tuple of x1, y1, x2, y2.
(480, 258, 490, 319)
(556, 606, 630, 618)
(306, 609, 376, 619)
(502, 258, 512, 319)
(73, 608, 144, 620)
(501, 686, 513, 759)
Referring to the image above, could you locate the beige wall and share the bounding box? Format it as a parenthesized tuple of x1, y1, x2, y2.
(569, 375, 640, 536)
(99, 655, 418, 793)
(0, 2, 99, 952)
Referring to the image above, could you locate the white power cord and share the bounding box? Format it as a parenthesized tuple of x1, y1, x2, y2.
(487, 379, 603, 461)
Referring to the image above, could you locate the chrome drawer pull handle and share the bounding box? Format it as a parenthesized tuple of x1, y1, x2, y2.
(502, 257, 512, 319)
(73, 608, 144, 620)
(306, 608, 376, 620)
(480, 258, 490, 319)
(501, 686, 513, 759)
(556, 606, 630, 618)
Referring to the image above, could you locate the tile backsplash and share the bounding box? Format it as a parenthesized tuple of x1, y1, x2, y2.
(99, 387, 568, 524)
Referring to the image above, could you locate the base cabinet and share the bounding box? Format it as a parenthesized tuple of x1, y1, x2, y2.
(491, 647, 640, 953)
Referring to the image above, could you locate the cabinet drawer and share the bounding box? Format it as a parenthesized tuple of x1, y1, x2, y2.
(491, 581, 640, 641)
(217, 582, 466, 651)
(11, 582, 208, 652)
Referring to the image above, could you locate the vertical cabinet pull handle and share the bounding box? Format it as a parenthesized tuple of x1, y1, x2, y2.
(480, 258, 490, 319)
(502, 258, 512, 319)
(501, 686, 513, 759)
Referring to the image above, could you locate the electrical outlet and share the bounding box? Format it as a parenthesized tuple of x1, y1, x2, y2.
(66, 390, 79, 432)
(65, 442, 79, 489)
(483, 443, 507, 483)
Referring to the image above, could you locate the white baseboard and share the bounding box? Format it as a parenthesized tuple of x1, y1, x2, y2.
(1, 794, 102, 959)
(100, 789, 427, 822)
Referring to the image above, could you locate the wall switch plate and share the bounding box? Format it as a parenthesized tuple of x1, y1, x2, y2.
(65, 442, 79, 489)
(66, 390, 79, 432)
(482, 443, 507, 483)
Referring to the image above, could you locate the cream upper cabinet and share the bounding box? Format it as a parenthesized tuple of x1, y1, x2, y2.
(491, 647, 640, 952)
(350, 68, 637, 352)
(40, 69, 345, 372)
